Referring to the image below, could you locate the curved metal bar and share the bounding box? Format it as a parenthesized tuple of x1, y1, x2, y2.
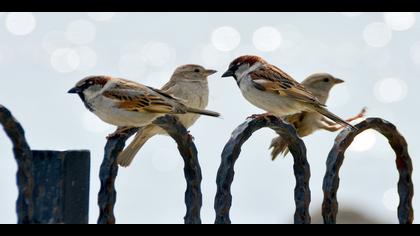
(0, 105, 34, 224)
(214, 115, 311, 224)
(153, 115, 203, 224)
(97, 127, 138, 224)
(322, 118, 413, 224)
(153, 115, 202, 224)
(97, 115, 202, 224)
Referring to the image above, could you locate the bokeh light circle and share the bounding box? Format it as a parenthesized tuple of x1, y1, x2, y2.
(363, 22, 392, 48)
(349, 130, 377, 152)
(383, 12, 416, 31)
(211, 26, 241, 52)
(5, 12, 36, 36)
(253, 26, 282, 52)
(374, 78, 407, 103)
(50, 48, 80, 73)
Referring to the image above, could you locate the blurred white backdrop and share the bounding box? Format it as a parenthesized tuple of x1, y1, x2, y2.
(0, 12, 419, 224)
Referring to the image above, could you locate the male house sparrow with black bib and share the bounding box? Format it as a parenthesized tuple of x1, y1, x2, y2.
(269, 73, 367, 160)
(221, 55, 355, 135)
(117, 64, 218, 167)
(68, 75, 220, 139)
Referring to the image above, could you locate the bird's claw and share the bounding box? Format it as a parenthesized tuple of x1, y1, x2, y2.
(247, 112, 274, 121)
(106, 127, 131, 140)
(106, 132, 121, 140)
(247, 114, 260, 119)
(358, 107, 368, 118)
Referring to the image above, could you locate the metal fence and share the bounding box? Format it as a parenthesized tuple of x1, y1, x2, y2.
(214, 115, 311, 224)
(97, 115, 202, 224)
(0, 104, 414, 224)
(0, 105, 90, 224)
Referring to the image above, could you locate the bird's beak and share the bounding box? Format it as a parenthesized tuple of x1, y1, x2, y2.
(68, 87, 80, 94)
(334, 78, 345, 84)
(221, 69, 234, 78)
(203, 69, 217, 77)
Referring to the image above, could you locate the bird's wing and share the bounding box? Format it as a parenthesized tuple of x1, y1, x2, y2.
(102, 79, 185, 114)
(249, 65, 325, 106)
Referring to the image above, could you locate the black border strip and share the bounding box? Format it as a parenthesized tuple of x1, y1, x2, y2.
(1, 0, 419, 12)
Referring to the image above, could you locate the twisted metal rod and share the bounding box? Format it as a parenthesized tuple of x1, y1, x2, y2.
(0, 105, 34, 224)
(214, 115, 311, 224)
(322, 118, 414, 224)
(153, 115, 202, 224)
(97, 115, 202, 224)
(97, 127, 138, 224)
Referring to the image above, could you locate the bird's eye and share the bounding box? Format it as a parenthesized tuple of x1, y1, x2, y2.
(194, 69, 200, 73)
(323, 78, 330, 82)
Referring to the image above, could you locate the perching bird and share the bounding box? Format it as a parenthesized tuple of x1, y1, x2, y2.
(269, 73, 367, 160)
(221, 55, 355, 136)
(68, 75, 220, 140)
(116, 65, 219, 167)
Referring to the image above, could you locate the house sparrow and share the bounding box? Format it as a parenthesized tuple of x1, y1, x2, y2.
(221, 55, 355, 135)
(117, 65, 218, 167)
(269, 73, 367, 160)
(68, 75, 220, 139)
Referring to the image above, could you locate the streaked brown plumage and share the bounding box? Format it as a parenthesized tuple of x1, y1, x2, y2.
(222, 55, 356, 129)
(68, 74, 220, 138)
(270, 73, 366, 160)
(116, 64, 219, 167)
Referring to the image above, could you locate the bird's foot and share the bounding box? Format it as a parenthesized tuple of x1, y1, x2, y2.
(357, 107, 368, 119)
(106, 131, 124, 140)
(247, 112, 275, 121)
(106, 127, 132, 140)
(345, 107, 368, 123)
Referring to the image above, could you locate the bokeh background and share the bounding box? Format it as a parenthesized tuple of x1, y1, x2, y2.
(0, 12, 419, 224)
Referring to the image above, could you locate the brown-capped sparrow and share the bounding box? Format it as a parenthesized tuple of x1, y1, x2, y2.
(269, 73, 367, 160)
(117, 65, 218, 167)
(221, 55, 356, 141)
(68, 75, 220, 142)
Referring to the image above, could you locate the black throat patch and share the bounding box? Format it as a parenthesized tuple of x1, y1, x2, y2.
(78, 92, 94, 112)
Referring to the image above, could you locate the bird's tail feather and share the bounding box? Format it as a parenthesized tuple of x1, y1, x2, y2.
(270, 136, 290, 160)
(312, 105, 356, 129)
(186, 107, 220, 117)
(117, 126, 157, 167)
